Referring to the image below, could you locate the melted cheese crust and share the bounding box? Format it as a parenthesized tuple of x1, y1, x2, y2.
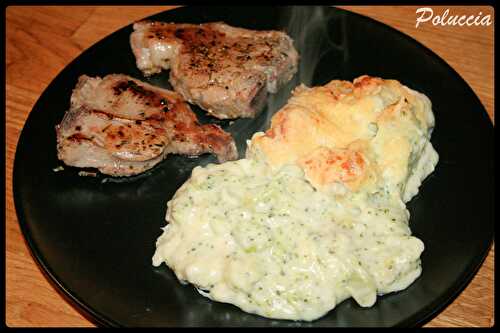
(247, 75, 438, 201)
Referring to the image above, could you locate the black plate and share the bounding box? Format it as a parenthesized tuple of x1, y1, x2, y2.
(13, 6, 494, 327)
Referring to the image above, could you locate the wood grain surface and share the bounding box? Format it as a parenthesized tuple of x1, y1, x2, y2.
(5, 5, 494, 327)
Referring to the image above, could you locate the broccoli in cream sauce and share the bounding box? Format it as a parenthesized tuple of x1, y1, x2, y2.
(152, 76, 439, 321)
(153, 159, 425, 321)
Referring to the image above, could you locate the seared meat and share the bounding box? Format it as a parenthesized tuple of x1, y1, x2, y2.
(130, 21, 299, 119)
(56, 74, 238, 176)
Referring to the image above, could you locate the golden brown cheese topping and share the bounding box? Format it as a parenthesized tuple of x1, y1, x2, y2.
(247, 75, 438, 201)
(297, 146, 375, 193)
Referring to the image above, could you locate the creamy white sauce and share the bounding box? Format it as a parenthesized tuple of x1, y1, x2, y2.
(402, 140, 439, 202)
(153, 158, 425, 321)
(152, 78, 440, 321)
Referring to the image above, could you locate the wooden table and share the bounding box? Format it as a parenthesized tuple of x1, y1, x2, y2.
(6, 6, 494, 327)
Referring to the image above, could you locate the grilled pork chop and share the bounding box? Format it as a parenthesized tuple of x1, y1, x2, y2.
(56, 74, 238, 176)
(130, 21, 299, 119)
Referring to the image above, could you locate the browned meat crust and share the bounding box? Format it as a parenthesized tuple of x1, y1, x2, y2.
(56, 74, 238, 176)
(130, 21, 299, 119)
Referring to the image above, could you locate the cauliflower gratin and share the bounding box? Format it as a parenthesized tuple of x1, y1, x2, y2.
(152, 75, 439, 321)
